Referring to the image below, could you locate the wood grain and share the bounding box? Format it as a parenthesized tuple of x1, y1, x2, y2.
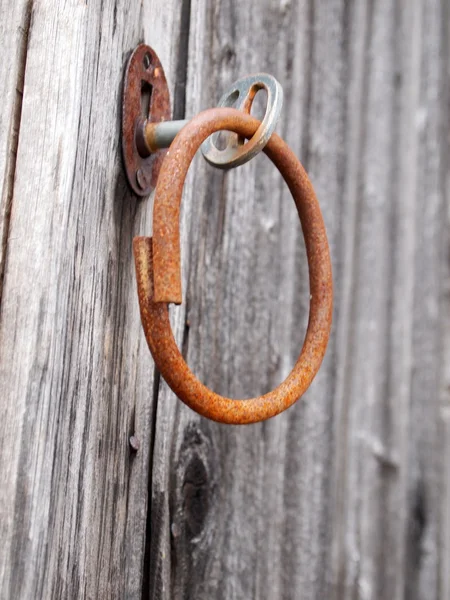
(0, 0, 31, 302)
(0, 1, 184, 597)
(406, 2, 449, 597)
(0, 0, 448, 598)
(148, 0, 450, 599)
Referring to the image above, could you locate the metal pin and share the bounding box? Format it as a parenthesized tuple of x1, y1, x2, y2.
(143, 120, 188, 153)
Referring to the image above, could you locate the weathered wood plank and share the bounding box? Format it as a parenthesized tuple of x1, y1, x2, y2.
(406, 1, 449, 597)
(440, 9, 450, 597)
(0, 1, 183, 597)
(332, 1, 449, 598)
(149, 0, 344, 597)
(148, 0, 450, 599)
(332, 1, 420, 597)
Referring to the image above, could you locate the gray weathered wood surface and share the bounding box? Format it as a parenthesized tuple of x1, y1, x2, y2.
(0, 0, 448, 599)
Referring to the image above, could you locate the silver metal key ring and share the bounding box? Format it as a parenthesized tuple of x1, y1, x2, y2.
(201, 73, 283, 168)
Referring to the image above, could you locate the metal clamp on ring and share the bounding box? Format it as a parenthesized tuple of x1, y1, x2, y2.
(201, 73, 283, 168)
(122, 45, 333, 424)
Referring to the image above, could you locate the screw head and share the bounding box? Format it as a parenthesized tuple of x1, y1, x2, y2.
(129, 435, 140, 452)
(136, 168, 148, 190)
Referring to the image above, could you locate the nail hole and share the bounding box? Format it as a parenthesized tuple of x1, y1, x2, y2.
(143, 53, 152, 70)
(141, 81, 153, 118)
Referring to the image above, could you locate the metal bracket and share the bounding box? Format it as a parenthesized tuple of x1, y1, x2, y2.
(122, 44, 284, 195)
(122, 44, 171, 197)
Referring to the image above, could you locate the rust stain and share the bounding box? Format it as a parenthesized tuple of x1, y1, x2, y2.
(134, 108, 333, 424)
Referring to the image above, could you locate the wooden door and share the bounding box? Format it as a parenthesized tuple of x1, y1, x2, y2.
(1, 1, 449, 598)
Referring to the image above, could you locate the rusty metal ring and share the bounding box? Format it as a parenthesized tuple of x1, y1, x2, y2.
(133, 107, 333, 424)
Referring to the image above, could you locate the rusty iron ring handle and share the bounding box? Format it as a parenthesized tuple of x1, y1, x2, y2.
(133, 107, 333, 424)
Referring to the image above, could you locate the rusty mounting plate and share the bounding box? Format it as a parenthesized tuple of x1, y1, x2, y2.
(122, 44, 171, 196)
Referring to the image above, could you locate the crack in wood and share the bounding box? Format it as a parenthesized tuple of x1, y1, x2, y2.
(0, 0, 33, 308)
(143, 1, 193, 597)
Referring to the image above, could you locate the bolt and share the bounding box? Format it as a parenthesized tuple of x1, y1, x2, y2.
(136, 168, 148, 190)
(129, 435, 140, 452)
